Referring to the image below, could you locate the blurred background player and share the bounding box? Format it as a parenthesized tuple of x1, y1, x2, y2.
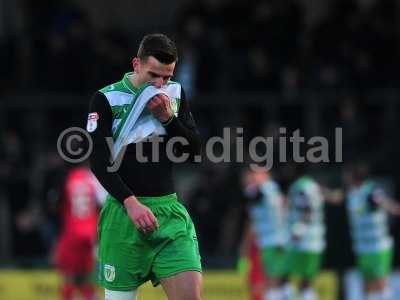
(54, 165, 105, 300)
(287, 173, 325, 300)
(241, 167, 292, 300)
(344, 161, 400, 300)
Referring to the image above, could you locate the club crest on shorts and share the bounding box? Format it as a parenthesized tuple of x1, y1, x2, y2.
(104, 264, 115, 282)
(87, 112, 99, 132)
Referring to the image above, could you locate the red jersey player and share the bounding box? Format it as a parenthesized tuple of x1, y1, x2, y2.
(54, 166, 103, 300)
(238, 223, 267, 300)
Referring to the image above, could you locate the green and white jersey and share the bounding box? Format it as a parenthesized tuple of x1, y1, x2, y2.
(347, 180, 393, 254)
(248, 180, 289, 248)
(288, 176, 325, 252)
(99, 72, 181, 139)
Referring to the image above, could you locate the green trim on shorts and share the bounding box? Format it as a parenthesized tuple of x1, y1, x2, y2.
(357, 247, 393, 280)
(288, 249, 322, 280)
(261, 247, 289, 278)
(97, 193, 202, 291)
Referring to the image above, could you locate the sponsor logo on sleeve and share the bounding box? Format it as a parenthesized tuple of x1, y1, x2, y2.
(87, 112, 99, 133)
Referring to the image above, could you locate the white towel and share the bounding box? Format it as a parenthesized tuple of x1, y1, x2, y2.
(112, 84, 180, 161)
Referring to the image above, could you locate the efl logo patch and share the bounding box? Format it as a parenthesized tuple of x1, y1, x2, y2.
(87, 112, 99, 133)
(104, 264, 115, 282)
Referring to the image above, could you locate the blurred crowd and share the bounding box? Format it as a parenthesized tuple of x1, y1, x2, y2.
(0, 0, 399, 94)
(0, 0, 400, 268)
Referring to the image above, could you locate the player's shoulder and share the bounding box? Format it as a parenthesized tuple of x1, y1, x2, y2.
(262, 180, 280, 193)
(299, 176, 317, 188)
(97, 79, 136, 108)
(99, 80, 128, 95)
(289, 176, 313, 194)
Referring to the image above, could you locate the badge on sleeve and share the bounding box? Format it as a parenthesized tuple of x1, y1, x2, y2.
(87, 112, 99, 132)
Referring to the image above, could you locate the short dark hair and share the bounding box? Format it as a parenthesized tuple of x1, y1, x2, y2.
(137, 33, 178, 64)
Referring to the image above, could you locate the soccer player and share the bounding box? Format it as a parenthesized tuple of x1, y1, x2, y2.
(87, 34, 202, 300)
(344, 162, 400, 300)
(54, 165, 102, 300)
(241, 167, 292, 300)
(287, 174, 325, 300)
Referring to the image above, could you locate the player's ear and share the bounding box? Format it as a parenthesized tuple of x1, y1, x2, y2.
(132, 57, 140, 72)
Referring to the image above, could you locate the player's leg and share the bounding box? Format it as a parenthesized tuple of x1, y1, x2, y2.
(160, 271, 202, 300)
(105, 289, 138, 300)
(359, 248, 393, 300)
(76, 274, 97, 300)
(265, 278, 283, 300)
(299, 279, 316, 300)
(97, 196, 150, 293)
(54, 235, 77, 300)
(365, 278, 389, 300)
(281, 278, 295, 300)
(245, 258, 267, 300)
(148, 197, 202, 299)
(262, 247, 293, 300)
(247, 239, 267, 300)
(290, 251, 321, 300)
(76, 241, 98, 300)
(80, 283, 97, 300)
(250, 281, 266, 300)
(59, 274, 76, 300)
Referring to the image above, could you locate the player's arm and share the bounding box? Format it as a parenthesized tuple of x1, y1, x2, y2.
(88, 92, 158, 231)
(162, 87, 201, 158)
(369, 187, 400, 216)
(320, 186, 344, 204)
(88, 91, 135, 203)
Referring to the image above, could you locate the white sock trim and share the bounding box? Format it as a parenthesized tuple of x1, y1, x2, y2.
(302, 287, 316, 300)
(266, 288, 283, 300)
(105, 288, 137, 300)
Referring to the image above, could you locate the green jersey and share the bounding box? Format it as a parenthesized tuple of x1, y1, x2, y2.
(288, 176, 325, 252)
(98, 72, 181, 140)
(347, 180, 393, 254)
(248, 180, 288, 248)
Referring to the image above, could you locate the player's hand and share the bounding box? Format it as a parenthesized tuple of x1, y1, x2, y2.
(123, 196, 159, 233)
(147, 94, 173, 122)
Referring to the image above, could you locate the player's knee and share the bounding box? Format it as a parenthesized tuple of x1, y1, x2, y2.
(105, 288, 137, 300)
(187, 275, 202, 300)
(175, 274, 202, 300)
(369, 278, 387, 291)
(183, 289, 201, 300)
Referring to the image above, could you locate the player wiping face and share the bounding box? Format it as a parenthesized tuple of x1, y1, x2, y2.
(123, 55, 177, 233)
(91, 34, 203, 298)
(131, 56, 176, 125)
